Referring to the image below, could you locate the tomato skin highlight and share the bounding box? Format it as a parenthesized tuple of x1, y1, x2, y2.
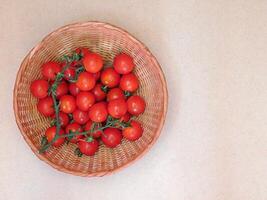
(89, 102, 108, 122)
(60, 95, 76, 114)
(106, 88, 125, 102)
(45, 126, 65, 147)
(120, 73, 139, 92)
(76, 91, 95, 111)
(127, 95, 146, 116)
(114, 53, 134, 74)
(64, 67, 76, 81)
(108, 98, 127, 118)
(30, 79, 49, 99)
(42, 61, 61, 80)
(37, 97, 55, 116)
(76, 72, 96, 91)
(65, 122, 83, 143)
(73, 109, 90, 125)
(78, 139, 99, 156)
(83, 52, 103, 73)
(100, 68, 120, 88)
(101, 128, 122, 148)
(122, 120, 143, 141)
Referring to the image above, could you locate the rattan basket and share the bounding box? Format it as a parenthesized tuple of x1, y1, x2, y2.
(13, 21, 168, 177)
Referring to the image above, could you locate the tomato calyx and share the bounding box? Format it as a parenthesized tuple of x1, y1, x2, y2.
(74, 147, 83, 157)
(101, 85, 109, 93)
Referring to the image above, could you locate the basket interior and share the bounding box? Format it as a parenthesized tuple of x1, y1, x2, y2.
(15, 22, 166, 176)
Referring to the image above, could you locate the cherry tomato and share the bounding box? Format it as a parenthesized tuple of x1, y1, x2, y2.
(42, 61, 61, 80)
(55, 81, 68, 98)
(64, 67, 76, 81)
(89, 102, 108, 122)
(73, 109, 90, 125)
(60, 95, 76, 114)
(65, 122, 83, 143)
(30, 79, 49, 99)
(69, 83, 80, 96)
(114, 53, 134, 74)
(84, 120, 102, 138)
(37, 97, 55, 116)
(76, 72, 96, 91)
(92, 71, 101, 81)
(101, 128, 122, 148)
(100, 68, 120, 88)
(120, 112, 131, 122)
(91, 83, 106, 102)
(78, 139, 98, 156)
(120, 73, 139, 92)
(122, 120, 143, 141)
(107, 88, 125, 102)
(52, 112, 69, 127)
(75, 47, 90, 57)
(108, 98, 127, 118)
(76, 91, 95, 111)
(83, 52, 103, 73)
(45, 126, 65, 147)
(127, 95, 146, 116)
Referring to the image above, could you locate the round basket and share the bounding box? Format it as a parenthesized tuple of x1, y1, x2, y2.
(13, 21, 168, 177)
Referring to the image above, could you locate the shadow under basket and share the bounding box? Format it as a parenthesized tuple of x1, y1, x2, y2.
(13, 21, 168, 177)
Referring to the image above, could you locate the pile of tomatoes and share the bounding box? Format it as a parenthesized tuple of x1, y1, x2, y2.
(30, 48, 146, 156)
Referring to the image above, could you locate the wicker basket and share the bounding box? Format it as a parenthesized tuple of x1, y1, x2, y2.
(13, 21, 168, 177)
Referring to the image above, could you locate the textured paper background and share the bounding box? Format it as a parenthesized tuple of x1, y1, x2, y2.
(0, 0, 266, 199)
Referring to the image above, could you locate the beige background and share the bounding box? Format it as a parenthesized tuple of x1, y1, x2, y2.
(0, 0, 266, 199)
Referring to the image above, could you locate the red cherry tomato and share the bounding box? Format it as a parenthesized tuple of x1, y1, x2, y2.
(89, 102, 108, 122)
(30, 79, 49, 99)
(37, 97, 55, 116)
(76, 91, 95, 111)
(45, 126, 65, 147)
(114, 53, 134, 74)
(64, 67, 76, 81)
(83, 52, 103, 73)
(84, 120, 102, 138)
(52, 112, 69, 127)
(106, 88, 125, 101)
(122, 120, 143, 141)
(127, 95, 146, 116)
(65, 122, 83, 143)
(42, 61, 61, 80)
(69, 83, 80, 96)
(101, 128, 122, 148)
(108, 98, 127, 118)
(75, 47, 90, 56)
(55, 81, 68, 98)
(76, 72, 96, 91)
(91, 83, 106, 102)
(78, 139, 98, 156)
(73, 109, 90, 125)
(100, 68, 120, 88)
(120, 112, 131, 122)
(92, 71, 101, 81)
(60, 95, 76, 114)
(120, 73, 139, 92)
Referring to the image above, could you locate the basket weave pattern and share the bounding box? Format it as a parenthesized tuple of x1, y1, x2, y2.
(13, 22, 168, 176)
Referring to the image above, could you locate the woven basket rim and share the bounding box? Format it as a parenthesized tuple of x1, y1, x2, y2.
(13, 21, 168, 177)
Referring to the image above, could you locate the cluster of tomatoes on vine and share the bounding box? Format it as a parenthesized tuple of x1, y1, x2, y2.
(30, 47, 146, 156)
